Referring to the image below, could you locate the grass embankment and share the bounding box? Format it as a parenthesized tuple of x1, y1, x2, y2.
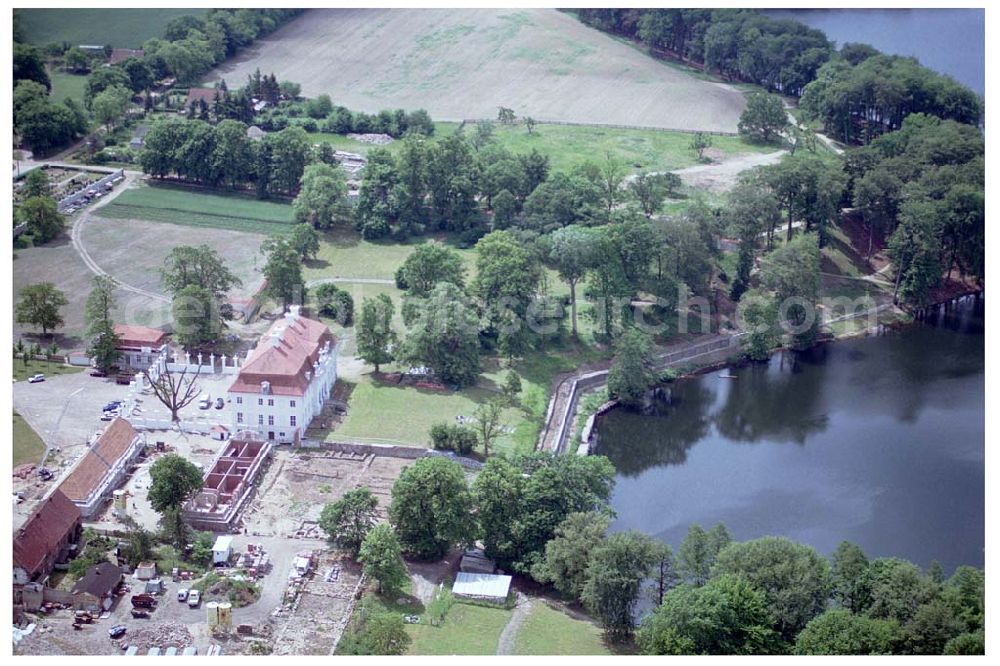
(16, 8, 207, 47)
(514, 602, 611, 655)
(12, 359, 84, 382)
(13, 411, 46, 467)
(407, 602, 513, 655)
(99, 184, 296, 234)
(48, 71, 88, 105)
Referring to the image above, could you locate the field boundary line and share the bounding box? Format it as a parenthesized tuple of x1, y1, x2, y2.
(460, 118, 739, 137)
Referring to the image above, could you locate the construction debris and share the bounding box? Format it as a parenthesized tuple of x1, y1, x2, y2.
(346, 133, 394, 145)
(116, 621, 192, 650)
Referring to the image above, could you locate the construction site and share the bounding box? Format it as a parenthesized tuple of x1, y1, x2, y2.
(241, 447, 412, 537)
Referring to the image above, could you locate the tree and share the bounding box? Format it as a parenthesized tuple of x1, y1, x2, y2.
(161, 245, 241, 305)
(429, 423, 477, 454)
(261, 236, 306, 307)
(887, 199, 941, 307)
(738, 288, 778, 361)
(690, 132, 713, 160)
(794, 610, 903, 655)
(148, 454, 204, 513)
(831, 541, 872, 613)
(314, 283, 354, 325)
(525, 116, 537, 134)
(17, 196, 64, 244)
(293, 162, 348, 228)
(650, 542, 680, 606)
(342, 601, 412, 655)
(713, 536, 832, 640)
(356, 294, 397, 373)
(288, 223, 320, 260)
(472, 230, 542, 343)
(677, 524, 717, 586)
(598, 152, 628, 220)
(472, 397, 506, 458)
(497, 106, 516, 124)
(91, 84, 131, 131)
(491, 189, 518, 228)
(628, 172, 679, 218)
(866, 558, 937, 625)
(904, 600, 964, 655)
(533, 511, 609, 599)
(738, 92, 789, 143)
(15, 283, 67, 337)
(122, 518, 155, 568)
(394, 244, 466, 297)
(402, 282, 480, 386)
(637, 575, 779, 655)
(759, 233, 822, 349)
(319, 488, 379, 555)
(607, 328, 656, 408)
(84, 275, 121, 375)
(501, 370, 522, 406)
(943, 631, 985, 655)
(142, 367, 201, 422)
(171, 284, 221, 349)
(358, 523, 409, 595)
(581, 531, 659, 642)
(21, 169, 50, 198)
(549, 225, 596, 337)
(388, 457, 471, 560)
(14, 43, 51, 90)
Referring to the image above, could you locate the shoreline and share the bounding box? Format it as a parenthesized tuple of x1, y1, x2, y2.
(577, 289, 983, 456)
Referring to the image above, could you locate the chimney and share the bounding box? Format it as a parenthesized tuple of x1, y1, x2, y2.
(289, 305, 301, 320)
(271, 325, 285, 347)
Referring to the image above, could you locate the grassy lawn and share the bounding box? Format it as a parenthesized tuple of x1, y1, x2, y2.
(99, 183, 296, 235)
(304, 228, 468, 282)
(482, 122, 771, 174)
(16, 8, 207, 47)
(12, 359, 84, 382)
(48, 71, 88, 105)
(306, 120, 766, 175)
(407, 602, 512, 655)
(514, 601, 611, 655)
(13, 411, 46, 467)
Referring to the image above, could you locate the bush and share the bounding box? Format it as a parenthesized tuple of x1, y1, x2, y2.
(429, 423, 477, 454)
(424, 588, 455, 626)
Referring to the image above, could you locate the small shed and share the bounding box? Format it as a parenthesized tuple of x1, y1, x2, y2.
(135, 561, 157, 580)
(71, 561, 123, 611)
(212, 536, 233, 565)
(459, 548, 496, 574)
(452, 572, 512, 602)
(211, 424, 230, 441)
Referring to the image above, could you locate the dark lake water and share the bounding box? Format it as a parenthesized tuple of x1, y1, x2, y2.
(597, 296, 984, 573)
(765, 9, 985, 95)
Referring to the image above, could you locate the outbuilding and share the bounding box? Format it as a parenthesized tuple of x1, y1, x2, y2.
(71, 561, 123, 611)
(452, 572, 512, 603)
(212, 536, 233, 565)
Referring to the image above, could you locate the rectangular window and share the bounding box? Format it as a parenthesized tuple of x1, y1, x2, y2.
(258, 415, 264, 426)
(290, 415, 297, 427)
(237, 412, 244, 424)
(268, 415, 274, 426)
(258, 398, 263, 406)
(268, 398, 274, 407)
(236, 396, 242, 405)
(290, 400, 296, 408)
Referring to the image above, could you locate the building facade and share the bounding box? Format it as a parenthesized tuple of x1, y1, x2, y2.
(227, 307, 337, 443)
(114, 323, 169, 370)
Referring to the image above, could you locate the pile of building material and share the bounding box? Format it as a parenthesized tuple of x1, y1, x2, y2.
(346, 133, 394, 145)
(117, 622, 192, 650)
(333, 151, 367, 177)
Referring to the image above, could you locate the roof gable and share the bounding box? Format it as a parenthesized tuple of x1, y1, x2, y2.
(13, 490, 81, 577)
(59, 418, 139, 502)
(71, 561, 122, 597)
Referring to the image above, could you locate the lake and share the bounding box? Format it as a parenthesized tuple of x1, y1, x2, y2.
(596, 296, 984, 573)
(765, 8, 985, 95)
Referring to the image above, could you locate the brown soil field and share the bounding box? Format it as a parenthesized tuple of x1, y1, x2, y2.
(209, 8, 746, 132)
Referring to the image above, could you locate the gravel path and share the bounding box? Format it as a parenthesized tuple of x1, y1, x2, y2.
(496, 593, 532, 655)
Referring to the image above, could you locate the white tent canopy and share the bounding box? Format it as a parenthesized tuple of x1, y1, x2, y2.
(452, 572, 512, 600)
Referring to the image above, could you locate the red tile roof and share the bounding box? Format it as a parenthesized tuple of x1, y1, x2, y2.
(59, 418, 139, 503)
(228, 314, 335, 397)
(114, 324, 168, 349)
(13, 490, 81, 578)
(109, 48, 143, 65)
(185, 87, 217, 109)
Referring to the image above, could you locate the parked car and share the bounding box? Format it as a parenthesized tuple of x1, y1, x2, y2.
(108, 625, 127, 639)
(215, 397, 225, 409)
(177, 588, 189, 602)
(130, 609, 150, 619)
(187, 590, 201, 608)
(198, 395, 211, 409)
(28, 374, 45, 383)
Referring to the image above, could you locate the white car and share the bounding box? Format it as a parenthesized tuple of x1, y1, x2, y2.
(28, 374, 45, 383)
(187, 590, 201, 608)
(177, 588, 189, 602)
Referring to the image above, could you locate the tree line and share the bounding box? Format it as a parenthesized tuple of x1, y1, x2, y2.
(573, 8, 982, 142)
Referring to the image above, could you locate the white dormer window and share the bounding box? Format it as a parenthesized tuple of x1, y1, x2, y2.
(261, 381, 271, 395)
